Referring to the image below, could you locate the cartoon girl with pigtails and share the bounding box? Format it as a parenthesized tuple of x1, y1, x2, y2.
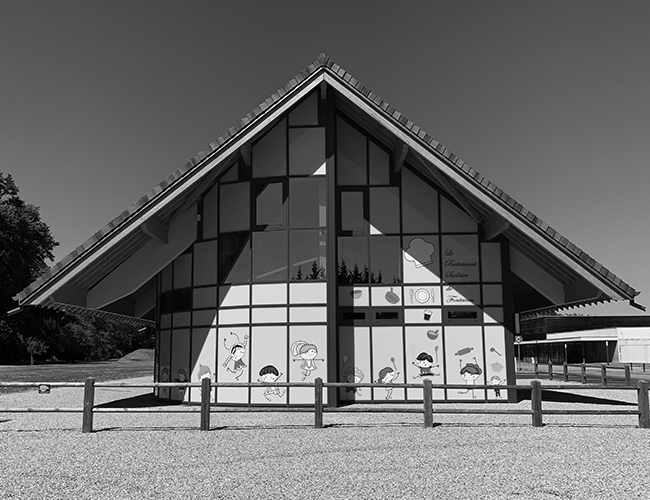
(291, 340, 324, 381)
(376, 357, 400, 400)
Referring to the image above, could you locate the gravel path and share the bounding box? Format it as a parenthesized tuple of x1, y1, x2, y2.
(1, 377, 649, 499)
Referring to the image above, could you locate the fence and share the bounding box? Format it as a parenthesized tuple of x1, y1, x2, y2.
(1, 378, 649, 432)
(532, 361, 648, 385)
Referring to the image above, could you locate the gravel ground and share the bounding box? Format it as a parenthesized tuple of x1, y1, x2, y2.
(1, 377, 649, 500)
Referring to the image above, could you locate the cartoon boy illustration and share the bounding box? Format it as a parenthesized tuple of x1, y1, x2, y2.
(412, 352, 438, 378)
(343, 366, 364, 396)
(459, 358, 482, 399)
(222, 332, 249, 380)
(376, 357, 400, 400)
(488, 375, 505, 398)
(258, 365, 286, 401)
(291, 340, 324, 381)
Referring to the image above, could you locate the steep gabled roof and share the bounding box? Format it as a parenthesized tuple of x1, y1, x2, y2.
(14, 54, 640, 313)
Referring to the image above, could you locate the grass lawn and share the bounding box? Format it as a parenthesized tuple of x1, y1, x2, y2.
(0, 352, 153, 394)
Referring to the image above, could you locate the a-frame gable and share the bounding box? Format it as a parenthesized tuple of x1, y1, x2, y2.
(14, 54, 640, 316)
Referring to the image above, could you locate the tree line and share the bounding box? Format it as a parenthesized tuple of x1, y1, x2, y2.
(0, 171, 153, 364)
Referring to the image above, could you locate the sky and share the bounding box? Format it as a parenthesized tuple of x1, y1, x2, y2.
(2, 1, 649, 316)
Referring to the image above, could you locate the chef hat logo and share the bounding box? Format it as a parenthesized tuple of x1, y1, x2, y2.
(404, 238, 435, 268)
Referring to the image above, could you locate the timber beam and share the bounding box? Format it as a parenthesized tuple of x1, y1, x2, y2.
(483, 213, 511, 240)
(140, 215, 168, 245)
(391, 140, 409, 174)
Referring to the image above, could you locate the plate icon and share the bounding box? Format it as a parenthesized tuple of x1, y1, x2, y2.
(415, 288, 430, 304)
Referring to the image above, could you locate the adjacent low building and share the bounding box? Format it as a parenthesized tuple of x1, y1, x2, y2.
(14, 54, 642, 405)
(519, 315, 650, 364)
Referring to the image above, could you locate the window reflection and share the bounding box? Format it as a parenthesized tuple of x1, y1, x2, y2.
(369, 142, 390, 185)
(256, 182, 286, 229)
(337, 117, 367, 185)
(252, 119, 286, 178)
(338, 237, 369, 284)
(290, 178, 326, 228)
(341, 191, 366, 233)
(220, 182, 250, 233)
(253, 231, 288, 282)
(290, 230, 326, 281)
(369, 187, 400, 234)
(219, 232, 251, 284)
(289, 128, 326, 176)
(370, 236, 401, 284)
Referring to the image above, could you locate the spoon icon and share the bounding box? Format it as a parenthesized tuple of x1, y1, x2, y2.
(490, 347, 502, 356)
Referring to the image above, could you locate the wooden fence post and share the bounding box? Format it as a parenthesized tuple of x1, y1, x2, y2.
(423, 379, 433, 428)
(638, 380, 649, 429)
(314, 378, 323, 429)
(531, 380, 543, 428)
(581, 364, 587, 384)
(200, 377, 211, 431)
(563, 362, 568, 382)
(624, 366, 631, 386)
(82, 377, 95, 433)
(548, 362, 553, 381)
(534, 361, 539, 378)
(601, 365, 607, 386)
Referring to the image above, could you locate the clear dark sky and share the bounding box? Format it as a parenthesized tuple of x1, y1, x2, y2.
(2, 1, 649, 315)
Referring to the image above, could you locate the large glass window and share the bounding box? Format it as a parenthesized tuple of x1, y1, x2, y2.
(252, 119, 286, 178)
(369, 141, 390, 185)
(290, 230, 326, 281)
(288, 92, 319, 126)
(255, 182, 286, 229)
(202, 184, 219, 240)
(369, 187, 400, 235)
(289, 128, 325, 176)
(370, 236, 401, 284)
(341, 191, 366, 233)
(290, 178, 326, 228)
(193, 240, 218, 286)
(219, 232, 251, 284)
(253, 231, 288, 282)
(337, 117, 367, 185)
(401, 168, 438, 233)
(220, 182, 250, 233)
(338, 236, 369, 284)
(173, 253, 192, 289)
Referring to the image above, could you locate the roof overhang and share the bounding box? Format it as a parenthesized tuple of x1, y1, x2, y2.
(14, 54, 639, 316)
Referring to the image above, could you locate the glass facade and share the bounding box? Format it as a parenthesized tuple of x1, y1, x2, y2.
(155, 89, 508, 405)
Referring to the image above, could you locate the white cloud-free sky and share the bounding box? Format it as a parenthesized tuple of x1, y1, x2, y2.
(2, 1, 649, 315)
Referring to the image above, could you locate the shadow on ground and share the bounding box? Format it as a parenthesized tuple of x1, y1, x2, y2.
(517, 389, 636, 406)
(95, 393, 183, 408)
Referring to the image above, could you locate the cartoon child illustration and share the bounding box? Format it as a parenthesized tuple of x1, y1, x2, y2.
(291, 340, 324, 381)
(376, 357, 400, 400)
(175, 368, 188, 399)
(412, 352, 439, 378)
(222, 332, 249, 380)
(197, 364, 213, 396)
(258, 365, 286, 401)
(159, 366, 170, 398)
(459, 357, 482, 399)
(343, 366, 364, 396)
(488, 375, 505, 398)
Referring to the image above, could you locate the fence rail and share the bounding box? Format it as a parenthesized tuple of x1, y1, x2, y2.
(532, 362, 648, 385)
(1, 378, 649, 433)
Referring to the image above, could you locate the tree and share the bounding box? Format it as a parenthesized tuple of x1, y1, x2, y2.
(0, 172, 58, 313)
(0, 171, 58, 361)
(17, 333, 48, 365)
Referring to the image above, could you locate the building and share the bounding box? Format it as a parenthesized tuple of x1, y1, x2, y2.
(14, 54, 642, 405)
(519, 315, 650, 364)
